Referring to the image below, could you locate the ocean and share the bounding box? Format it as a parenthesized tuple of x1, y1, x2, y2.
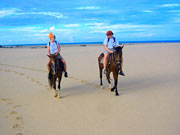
(1, 40, 180, 46)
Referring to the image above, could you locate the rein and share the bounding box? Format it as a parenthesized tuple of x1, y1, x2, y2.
(112, 50, 121, 66)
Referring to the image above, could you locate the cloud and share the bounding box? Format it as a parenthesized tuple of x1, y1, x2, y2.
(85, 23, 104, 26)
(64, 24, 80, 27)
(0, 8, 22, 17)
(174, 18, 180, 23)
(82, 18, 99, 21)
(143, 10, 155, 13)
(0, 8, 65, 19)
(89, 30, 106, 33)
(33, 33, 49, 36)
(161, 4, 180, 7)
(54, 28, 74, 34)
(87, 23, 159, 34)
(10, 26, 40, 32)
(168, 10, 180, 12)
(50, 26, 55, 31)
(40, 29, 48, 33)
(133, 33, 154, 37)
(75, 6, 100, 10)
(87, 23, 158, 30)
(29, 12, 64, 19)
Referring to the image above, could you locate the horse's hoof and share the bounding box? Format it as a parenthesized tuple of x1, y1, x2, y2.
(111, 88, 114, 92)
(109, 84, 111, 89)
(101, 86, 104, 89)
(54, 93, 57, 97)
(115, 93, 119, 96)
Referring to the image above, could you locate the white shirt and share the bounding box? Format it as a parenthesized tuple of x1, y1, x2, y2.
(47, 41, 59, 54)
(103, 37, 119, 49)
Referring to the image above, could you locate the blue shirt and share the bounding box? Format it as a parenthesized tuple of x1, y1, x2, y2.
(103, 37, 119, 49)
(47, 41, 59, 54)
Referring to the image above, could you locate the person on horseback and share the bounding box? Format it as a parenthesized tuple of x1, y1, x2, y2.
(47, 32, 68, 77)
(103, 30, 125, 76)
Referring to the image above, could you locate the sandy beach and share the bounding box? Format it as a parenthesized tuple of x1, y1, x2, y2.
(0, 43, 180, 135)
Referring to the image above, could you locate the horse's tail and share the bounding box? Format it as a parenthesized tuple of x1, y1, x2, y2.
(48, 71, 53, 88)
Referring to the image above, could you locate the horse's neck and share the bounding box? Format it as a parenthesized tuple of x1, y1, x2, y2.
(108, 54, 114, 66)
(111, 54, 115, 65)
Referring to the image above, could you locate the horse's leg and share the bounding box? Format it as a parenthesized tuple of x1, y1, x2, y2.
(57, 73, 62, 99)
(98, 54, 104, 89)
(53, 76, 57, 97)
(112, 71, 119, 96)
(99, 64, 104, 89)
(106, 70, 111, 90)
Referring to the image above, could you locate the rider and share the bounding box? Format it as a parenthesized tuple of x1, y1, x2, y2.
(103, 30, 125, 76)
(47, 32, 68, 77)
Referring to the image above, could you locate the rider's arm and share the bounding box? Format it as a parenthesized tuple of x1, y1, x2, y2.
(57, 43, 61, 53)
(104, 44, 113, 53)
(47, 45, 50, 55)
(103, 38, 113, 53)
(116, 38, 119, 46)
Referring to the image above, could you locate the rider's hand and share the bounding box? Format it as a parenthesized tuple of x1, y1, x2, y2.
(55, 52, 58, 56)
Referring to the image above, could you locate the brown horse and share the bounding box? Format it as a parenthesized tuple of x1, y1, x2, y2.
(98, 46, 124, 96)
(47, 54, 64, 99)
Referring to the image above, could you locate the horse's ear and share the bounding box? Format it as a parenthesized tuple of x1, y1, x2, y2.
(121, 45, 124, 49)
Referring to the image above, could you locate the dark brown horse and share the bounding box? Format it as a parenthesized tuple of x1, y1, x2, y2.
(47, 54, 64, 99)
(98, 46, 124, 96)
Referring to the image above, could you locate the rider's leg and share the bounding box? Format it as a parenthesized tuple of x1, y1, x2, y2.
(121, 56, 123, 68)
(61, 58, 68, 77)
(104, 53, 109, 71)
(47, 60, 50, 72)
(119, 56, 125, 76)
(61, 59, 67, 72)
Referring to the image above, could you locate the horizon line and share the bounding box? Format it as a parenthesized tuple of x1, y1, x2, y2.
(1, 40, 180, 46)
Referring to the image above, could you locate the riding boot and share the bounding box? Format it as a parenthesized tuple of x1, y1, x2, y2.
(64, 72, 68, 78)
(118, 63, 125, 76)
(119, 71, 125, 76)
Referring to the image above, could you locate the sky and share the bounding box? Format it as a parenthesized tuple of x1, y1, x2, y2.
(0, 0, 180, 44)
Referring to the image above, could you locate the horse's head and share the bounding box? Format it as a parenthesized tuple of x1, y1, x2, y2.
(47, 54, 57, 63)
(113, 45, 124, 65)
(47, 54, 58, 74)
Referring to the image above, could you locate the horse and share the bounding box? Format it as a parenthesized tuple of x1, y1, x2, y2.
(47, 54, 64, 99)
(98, 46, 124, 96)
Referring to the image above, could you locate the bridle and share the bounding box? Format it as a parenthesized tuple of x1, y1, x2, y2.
(49, 54, 58, 74)
(112, 49, 121, 66)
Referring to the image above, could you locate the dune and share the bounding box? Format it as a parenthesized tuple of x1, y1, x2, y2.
(0, 43, 180, 135)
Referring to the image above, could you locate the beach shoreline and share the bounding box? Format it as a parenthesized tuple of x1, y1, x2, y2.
(0, 42, 180, 49)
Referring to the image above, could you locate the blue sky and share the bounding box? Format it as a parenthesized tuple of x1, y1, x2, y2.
(0, 0, 180, 44)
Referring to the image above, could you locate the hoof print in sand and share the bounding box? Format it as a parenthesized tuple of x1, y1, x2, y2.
(13, 105, 22, 108)
(13, 123, 22, 130)
(10, 111, 17, 115)
(16, 116, 24, 124)
(16, 133, 23, 135)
